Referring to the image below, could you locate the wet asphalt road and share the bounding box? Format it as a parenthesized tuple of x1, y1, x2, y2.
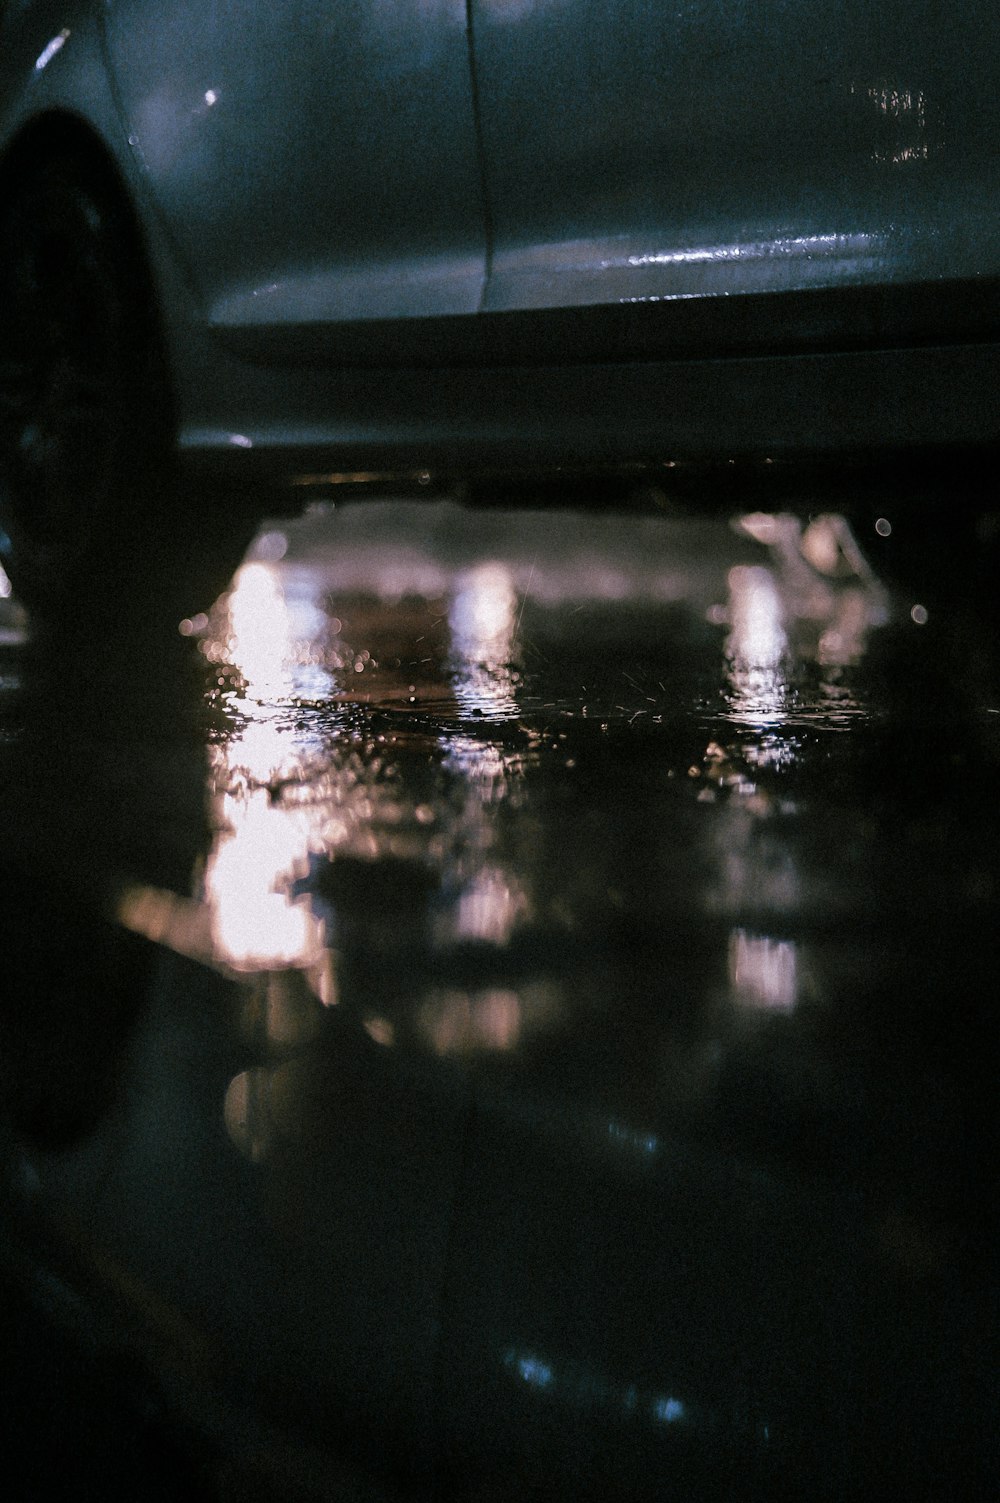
(0, 490, 997, 1499)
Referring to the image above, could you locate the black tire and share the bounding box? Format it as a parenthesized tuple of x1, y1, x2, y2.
(0, 150, 173, 618)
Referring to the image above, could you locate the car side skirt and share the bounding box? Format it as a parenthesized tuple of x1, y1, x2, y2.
(177, 337, 1000, 486)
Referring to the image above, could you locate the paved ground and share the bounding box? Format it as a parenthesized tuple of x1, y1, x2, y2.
(0, 489, 997, 1499)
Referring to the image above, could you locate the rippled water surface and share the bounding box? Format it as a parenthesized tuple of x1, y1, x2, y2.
(4, 498, 998, 1163)
(1, 496, 996, 1498)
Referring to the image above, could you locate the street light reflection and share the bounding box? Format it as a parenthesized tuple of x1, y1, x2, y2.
(448, 562, 521, 718)
(205, 790, 326, 971)
(728, 929, 799, 1013)
(225, 561, 289, 689)
(117, 503, 894, 1070)
(418, 986, 523, 1054)
(416, 979, 562, 1057)
(724, 564, 789, 726)
(202, 562, 333, 973)
(449, 865, 531, 945)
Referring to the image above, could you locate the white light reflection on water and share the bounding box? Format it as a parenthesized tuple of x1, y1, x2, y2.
(724, 564, 789, 727)
(225, 562, 290, 691)
(434, 735, 534, 950)
(448, 562, 521, 718)
(862, 80, 935, 166)
(198, 548, 535, 978)
(191, 505, 888, 1028)
(418, 986, 523, 1054)
(452, 864, 530, 945)
(202, 563, 333, 972)
(719, 513, 886, 733)
(206, 788, 325, 971)
(704, 513, 890, 1008)
(728, 929, 798, 1012)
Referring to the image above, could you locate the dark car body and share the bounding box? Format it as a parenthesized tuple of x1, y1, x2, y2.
(2, 1, 1000, 488)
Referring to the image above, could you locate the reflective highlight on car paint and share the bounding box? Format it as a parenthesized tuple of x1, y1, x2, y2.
(33, 28, 70, 72)
(4, 0, 1000, 483)
(470, 0, 1000, 315)
(102, 0, 489, 323)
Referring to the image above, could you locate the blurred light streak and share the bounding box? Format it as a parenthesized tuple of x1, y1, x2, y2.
(226, 561, 295, 689)
(117, 884, 214, 961)
(448, 562, 521, 717)
(416, 978, 561, 1056)
(607, 1121, 659, 1157)
(727, 565, 786, 669)
(652, 1396, 687, 1424)
(206, 798, 325, 970)
(418, 987, 523, 1054)
(724, 565, 789, 726)
(241, 970, 325, 1050)
(364, 1016, 395, 1047)
(202, 563, 332, 971)
(453, 865, 529, 944)
(450, 563, 517, 653)
(503, 1349, 555, 1389)
(728, 929, 798, 1012)
(817, 587, 873, 666)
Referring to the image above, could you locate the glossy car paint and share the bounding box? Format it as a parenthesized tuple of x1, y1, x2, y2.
(2, 3, 1000, 467)
(471, 0, 1000, 310)
(102, 1, 488, 325)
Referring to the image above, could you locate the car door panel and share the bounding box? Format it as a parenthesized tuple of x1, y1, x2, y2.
(470, 0, 1000, 314)
(103, 0, 488, 326)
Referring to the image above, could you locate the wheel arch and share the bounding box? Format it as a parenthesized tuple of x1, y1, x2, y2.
(5, 108, 108, 181)
(1, 109, 155, 285)
(0, 107, 190, 617)
(0, 107, 178, 440)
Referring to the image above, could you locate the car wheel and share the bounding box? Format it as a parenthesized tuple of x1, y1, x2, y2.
(0, 150, 172, 619)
